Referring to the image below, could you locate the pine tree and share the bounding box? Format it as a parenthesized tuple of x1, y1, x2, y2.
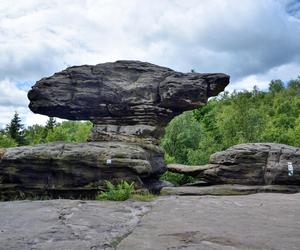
(6, 112, 25, 146)
(45, 117, 56, 131)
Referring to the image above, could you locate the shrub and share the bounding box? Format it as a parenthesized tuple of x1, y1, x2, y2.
(0, 133, 17, 148)
(96, 181, 135, 201)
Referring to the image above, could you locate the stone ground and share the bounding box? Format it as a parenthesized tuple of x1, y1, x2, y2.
(0, 193, 300, 250)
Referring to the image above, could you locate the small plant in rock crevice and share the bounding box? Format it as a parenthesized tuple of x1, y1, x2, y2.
(96, 180, 135, 201)
(96, 180, 157, 201)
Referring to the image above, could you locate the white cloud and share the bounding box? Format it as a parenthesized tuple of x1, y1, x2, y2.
(227, 63, 300, 91)
(24, 112, 52, 128)
(0, 79, 50, 128)
(0, 79, 27, 106)
(0, 0, 299, 126)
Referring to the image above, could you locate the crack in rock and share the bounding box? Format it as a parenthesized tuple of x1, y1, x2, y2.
(109, 202, 155, 249)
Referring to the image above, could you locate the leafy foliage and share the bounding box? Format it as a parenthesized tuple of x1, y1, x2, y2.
(96, 181, 135, 201)
(45, 121, 92, 142)
(24, 124, 48, 145)
(161, 111, 202, 164)
(162, 77, 300, 165)
(160, 171, 196, 186)
(0, 133, 17, 148)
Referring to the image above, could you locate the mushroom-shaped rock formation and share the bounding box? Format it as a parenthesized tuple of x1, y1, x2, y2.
(167, 143, 300, 186)
(28, 60, 229, 144)
(0, 61, 229, 199)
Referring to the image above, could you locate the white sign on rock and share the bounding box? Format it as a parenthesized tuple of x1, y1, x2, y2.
(287, 162, 293, 176)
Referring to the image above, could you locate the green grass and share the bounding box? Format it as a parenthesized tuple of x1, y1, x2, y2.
(131, 189, 157, 201)
(131, 193, 156, 202)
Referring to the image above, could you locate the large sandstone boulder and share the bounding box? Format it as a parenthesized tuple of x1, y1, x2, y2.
(0, 142, 165, 199)
(167, 143, 300, 185)
(28, 60, 229, 123)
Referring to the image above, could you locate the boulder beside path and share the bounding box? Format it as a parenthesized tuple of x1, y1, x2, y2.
(167, 143, 300, 185)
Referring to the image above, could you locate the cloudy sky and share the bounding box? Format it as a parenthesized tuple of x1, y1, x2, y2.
(0, 0, 300, 128)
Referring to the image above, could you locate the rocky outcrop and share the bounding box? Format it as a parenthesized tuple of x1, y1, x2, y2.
(167, 164, 213, 177)
(0, 142, 165, 199)
(1, 61, 229, 198)
(28, 60, 229, 143)
(167, 143, 300, 185)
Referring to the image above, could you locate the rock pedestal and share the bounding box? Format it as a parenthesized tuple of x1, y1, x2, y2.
(0, 60, 229, 198)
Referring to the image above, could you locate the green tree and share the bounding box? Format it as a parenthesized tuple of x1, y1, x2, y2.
(287, 76, 300, 90)
(0, 132, 17, 148)
(24, 125, 47, 145)
(46, 121, 92, 143)
(45, 117, 56, 131)
(161, 111, 202, 164)
(6, 112, 25, 146)
(269, 80, 284, 93)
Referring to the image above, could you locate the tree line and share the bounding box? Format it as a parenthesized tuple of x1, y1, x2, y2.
(0, 115, 92, 148)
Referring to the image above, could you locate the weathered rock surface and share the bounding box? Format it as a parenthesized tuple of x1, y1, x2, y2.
(119, 194, 300, 250)
(167, 163, 213, 176)
(28, 60, 229, 126)
(1, 193, 300, 250)
(0, 142, 165, 199)
(0, 199, 153, 250)
(167, 143, 300, 185)
(161, 184, 300, 196)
